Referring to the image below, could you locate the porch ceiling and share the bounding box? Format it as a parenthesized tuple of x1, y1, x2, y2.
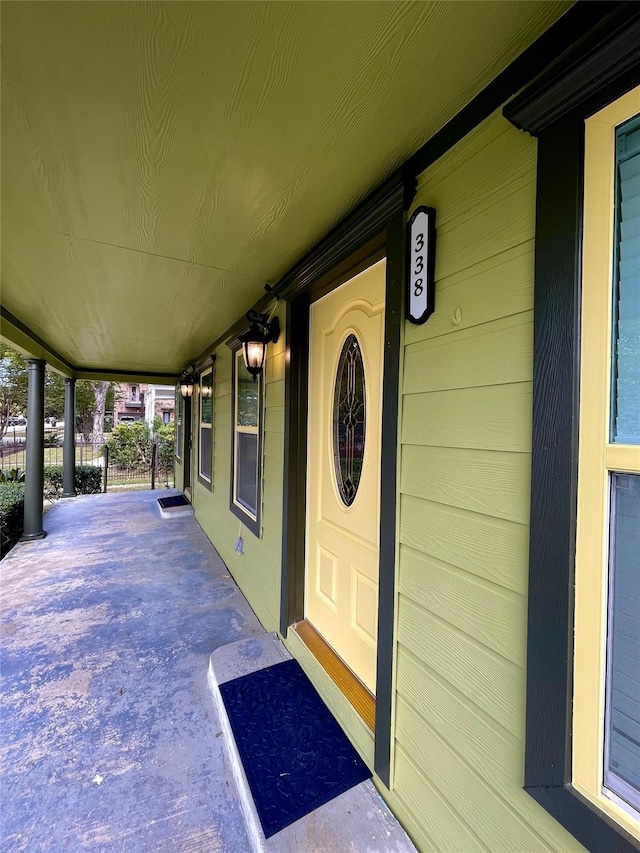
(1, 1, 570, 377)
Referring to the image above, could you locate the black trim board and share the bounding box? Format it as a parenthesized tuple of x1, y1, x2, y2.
(273, 175, 412, 302)
(525, 116, 583, 792)
(527, 786, 640, 853)
(374, 209, 405, 787)
(195, 352, 216, 373)
(279, 290, 309, 636)
(504, 4, 640, 136)
(183, 391, 192, 492)
(402, 0, 618, 178)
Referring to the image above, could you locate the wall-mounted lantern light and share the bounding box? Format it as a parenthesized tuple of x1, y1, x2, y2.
(239, 308, 280, 382)
(179, 377, 194, 398)
(179, 371, 196, 398)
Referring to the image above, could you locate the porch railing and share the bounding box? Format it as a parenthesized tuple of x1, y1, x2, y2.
(0, 437, 174, 492)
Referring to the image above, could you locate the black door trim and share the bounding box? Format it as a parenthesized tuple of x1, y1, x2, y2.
(279, 181, 413, 788)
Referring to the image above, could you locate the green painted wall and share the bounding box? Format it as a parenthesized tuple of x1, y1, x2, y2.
(382, 110, 586, 852)
(187, 110, 588, 852)
(174, 454, 184, 493)
(191, 302, 285, 632)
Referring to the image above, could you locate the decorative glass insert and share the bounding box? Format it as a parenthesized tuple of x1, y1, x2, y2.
(237, 363, 259, 428)
(333, 334, 366, 506)
(611, 115, 640, 445)
(201, 373, 213, 424)
(604, 473, 640, 814)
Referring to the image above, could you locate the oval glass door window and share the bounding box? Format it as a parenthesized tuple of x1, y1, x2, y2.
(333, 334, 366, 506)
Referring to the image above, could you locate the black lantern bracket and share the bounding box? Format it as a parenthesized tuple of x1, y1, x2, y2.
(244, 309, 280, 344)
(239, 293, 281, 382)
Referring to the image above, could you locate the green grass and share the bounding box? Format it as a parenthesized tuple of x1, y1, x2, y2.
(0, 446, 104, 468)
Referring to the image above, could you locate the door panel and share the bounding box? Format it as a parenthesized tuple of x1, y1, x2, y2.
(305, 260, 385, 694)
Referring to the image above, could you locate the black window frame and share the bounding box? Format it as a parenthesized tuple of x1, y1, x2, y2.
(503, 6, 640, 852)
(229, 346, 263, 537)
(197, 359, 215, 491)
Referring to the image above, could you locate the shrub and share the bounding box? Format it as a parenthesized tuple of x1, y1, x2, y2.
(0, 468, 25, 483)
(155, 421, 176, 472)
(76, 466, 103, 494)
(43, 465, 102, 498)
(44, 432, 62, 447)
(106, 422, 152, 470)
(0, 481, 25, 557)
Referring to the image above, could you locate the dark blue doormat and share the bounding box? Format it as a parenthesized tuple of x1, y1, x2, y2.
(157, 494, 190, 509)
(218, 658, 371, 838)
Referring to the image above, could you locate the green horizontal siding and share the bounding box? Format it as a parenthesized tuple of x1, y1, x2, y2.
(191, 301, 286, 632)
(389, 110, 586, 853)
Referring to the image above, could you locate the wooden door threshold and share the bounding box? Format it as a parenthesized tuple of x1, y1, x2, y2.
(292, 619, 375, 732)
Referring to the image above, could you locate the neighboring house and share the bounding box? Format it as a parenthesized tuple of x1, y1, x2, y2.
(144, 385, 175, 429)
(1, 5, 639, 853)
(113, 382, 145, 425)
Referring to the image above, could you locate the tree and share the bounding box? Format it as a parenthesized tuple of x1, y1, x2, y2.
(0, 346, 28, 440)
(106, 421, 152, 469)
(91, 381, 110, 446)
(0, 346, 118, 444)
(44, 370, 65, 419)
(155, 420, 176, 476)
(76, 382, 117, 443)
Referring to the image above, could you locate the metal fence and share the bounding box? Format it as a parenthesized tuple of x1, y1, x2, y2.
(0, 437, 174, 492)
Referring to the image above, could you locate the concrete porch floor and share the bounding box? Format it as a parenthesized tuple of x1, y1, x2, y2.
(0, 490, 412, 853)
(0, 490, 260, 851)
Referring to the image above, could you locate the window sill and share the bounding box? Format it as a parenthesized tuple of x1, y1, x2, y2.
(525, 784, 640, 852)
(229, 498, 260, 538)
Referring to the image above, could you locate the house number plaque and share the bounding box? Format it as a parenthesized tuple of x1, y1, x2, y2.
(406, 205, 436, 324)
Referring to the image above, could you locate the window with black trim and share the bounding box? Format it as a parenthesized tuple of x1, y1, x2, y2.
(230, 348, 262, 536)
(503, 29, 640, 849)
(198, 366, 213, 487)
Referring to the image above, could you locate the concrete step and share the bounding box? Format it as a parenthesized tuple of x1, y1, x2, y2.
(156, 493, 194, 518)
(208, 633, 417, 853)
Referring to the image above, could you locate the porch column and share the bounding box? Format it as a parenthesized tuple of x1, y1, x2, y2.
(62, 377, 76, 497)
(22, 358, 47, 541)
